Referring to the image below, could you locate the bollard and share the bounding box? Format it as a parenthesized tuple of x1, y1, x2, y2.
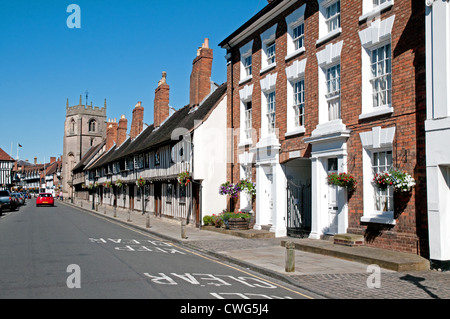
(113, 206, 117, 218)
(285, 242, 296, 273)
(181, 220, 187, 239)
(146, 212, 151, 228)
(127, 209, 132, 222)
(80, 201, 83, 208)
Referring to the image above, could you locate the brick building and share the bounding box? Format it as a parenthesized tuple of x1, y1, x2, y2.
(219, 0, 428, 255)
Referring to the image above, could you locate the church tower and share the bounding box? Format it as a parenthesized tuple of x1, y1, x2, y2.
(62, 95, 107, 197)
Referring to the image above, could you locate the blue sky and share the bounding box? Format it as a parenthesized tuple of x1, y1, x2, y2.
(0, 0, 266, 164)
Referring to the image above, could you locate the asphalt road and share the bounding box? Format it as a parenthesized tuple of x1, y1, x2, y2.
(0, 198, 319, 302)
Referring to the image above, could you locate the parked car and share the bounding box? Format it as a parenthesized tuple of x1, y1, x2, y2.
(12, 193, 25, 206)
(0, 190, 18, 213)
(36, 193, 54, 207)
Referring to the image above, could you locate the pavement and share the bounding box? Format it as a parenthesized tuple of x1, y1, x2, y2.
(61, 199, 450, 299)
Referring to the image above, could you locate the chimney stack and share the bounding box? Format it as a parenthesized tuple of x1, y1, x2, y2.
(190, 38, 213, 107)
(117, 115, 128, 146)
(154, 72, 170, 128)
(130, 102, 144, 139)
(106, 119, 118, 151)
(50, 157, 56, 164)
(34, 157, 37, 165)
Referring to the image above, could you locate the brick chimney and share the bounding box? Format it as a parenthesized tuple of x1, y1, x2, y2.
(50, 157, 56, 164)
(190, 38, 213, 107)
(117, 115, 128, 146)
(106, 119, 118, 151)
(154, 72, 170, 128)
(130, 102, 144, 139)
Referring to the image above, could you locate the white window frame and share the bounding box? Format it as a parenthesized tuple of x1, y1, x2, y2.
(260, 24, 277, 74)
(267, 91, 276, 134)
(370, 43, 392, 109)
(285, 4, 306, 61)
(286, 59, 307, 136)
(316, 41, 343, 128)
(317, 0, 342, 46)
(239, 84, 254, 146)
(360, 0, 394, 22)
(326, 64, 341, 121)
(358, 16, 395, 120)
(372, 149, 394, 214)
(360, 126, 396, 224)
(244, 101, 253, 140)
(239, 40, 253, 84)
(260, 73, 278, 137)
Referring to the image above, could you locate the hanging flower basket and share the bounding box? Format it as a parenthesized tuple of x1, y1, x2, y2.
(136, 177, 146, 188)
(236, 179, 256, 196)
(103, 181, 112, 189)
(87, 183, 94, 190)
(327, 172, 357, 190)
(81, 184, 87, 189)
(177, 171, 191, 186)
(219, 181, 241, 198)
(373, 168, 415, 192)
(115, 179, 123, 188)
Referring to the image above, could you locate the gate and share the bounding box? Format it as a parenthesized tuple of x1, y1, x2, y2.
(286, 180, 311, 238)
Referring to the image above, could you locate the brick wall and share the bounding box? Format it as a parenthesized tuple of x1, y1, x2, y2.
(225, 0, 428, 255)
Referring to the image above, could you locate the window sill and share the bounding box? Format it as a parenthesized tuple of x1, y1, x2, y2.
(260, 63, 276, 75)
(285, 47, 305, 62)
(359, 1, 394, 22)
(316, 28, 342, 46)
(361, 214, 396, 225)
(359, 106, 393, 120)
(238, 139, 252, 148)
(285, 127, 305, 137)
(239, 75, 253, 86)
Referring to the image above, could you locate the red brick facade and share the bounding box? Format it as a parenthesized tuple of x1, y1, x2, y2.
(221, 0, 428, 256)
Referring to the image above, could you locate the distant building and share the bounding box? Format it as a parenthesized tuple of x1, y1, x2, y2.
(62, 96, 107, 198)
(0, 148, 14, 190)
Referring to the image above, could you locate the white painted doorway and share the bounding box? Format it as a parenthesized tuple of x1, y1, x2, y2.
(326, 158, 339, 234)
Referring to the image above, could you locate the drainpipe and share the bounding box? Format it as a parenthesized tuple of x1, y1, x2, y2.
(227, 42, 235, 212)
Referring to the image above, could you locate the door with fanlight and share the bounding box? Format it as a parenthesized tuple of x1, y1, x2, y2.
(327, 158, 339, 234)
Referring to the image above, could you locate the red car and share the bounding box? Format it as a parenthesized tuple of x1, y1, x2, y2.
(36, 193, 55, 207)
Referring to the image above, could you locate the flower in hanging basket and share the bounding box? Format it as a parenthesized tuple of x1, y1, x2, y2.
(115, 179, 123, 188)
(389, 168, 416, 192)
(177, 171, 191, 186)
(237, 179, 256, 196)
(219, 181, 240, 198)
(81, 183, 87, 189)
(327, 172, 357, 189)
(94, 182, 99, 189)
(373, 172, 393, 190)
(87, 183, 94, 190)
(136, 177, 146, 188)
(373, 168, 415, 192)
